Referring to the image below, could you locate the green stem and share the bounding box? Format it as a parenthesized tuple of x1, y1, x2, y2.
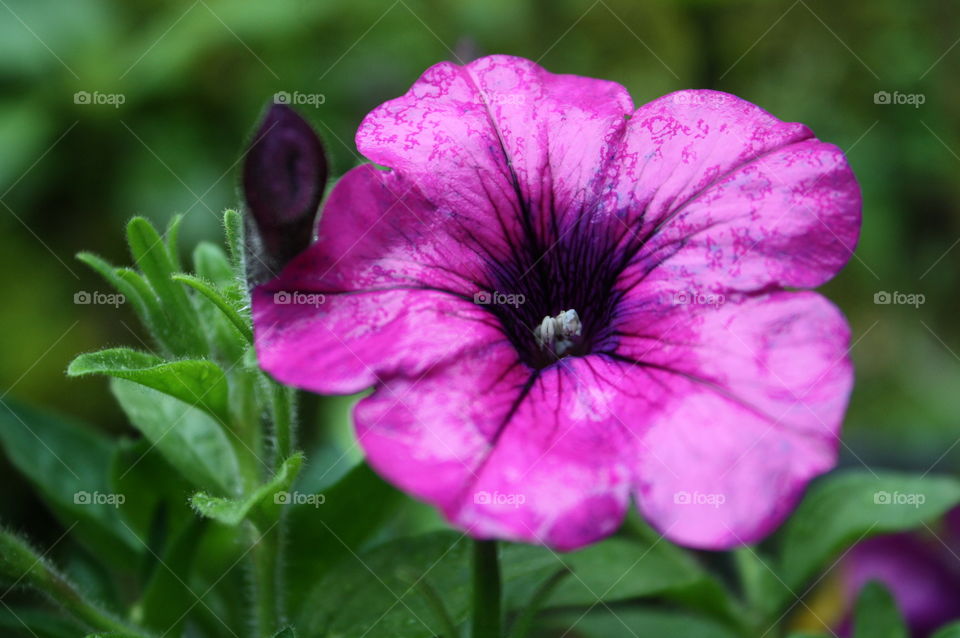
(249, 524, 280, 637)
(0, 529, 149, 637)
(231, 367, 264, 492)
(471, 540, 501, 638)
(270, 381, 296, 465)
(260, 382, 296, 630)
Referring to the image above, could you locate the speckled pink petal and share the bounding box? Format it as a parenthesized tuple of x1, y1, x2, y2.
(356, 353, 641, 551)
(283, 163, 489, 294)
(356, 54, 634, 237)
(607, 90, 860, 292)
(253, 286, 500, 395)
(353, 340, 527, 512)
(622, 292, 852, 548)
(252, 162, 508, 394)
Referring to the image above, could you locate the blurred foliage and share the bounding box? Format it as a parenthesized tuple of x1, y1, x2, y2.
(1, 0, 960, 547)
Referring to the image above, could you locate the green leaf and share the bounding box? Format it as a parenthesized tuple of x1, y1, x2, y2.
(852, 581, 907, 638)
(76, 252, 157, 334)
(502, 535, 706, 609)
(296, 531, 472, 638)
(191, 453, 304, 526)
(271, 627, 297, 638)
(164, 214, 184, 272)
(172, 274, 252, 344)
(109, 438, 195, 583)
(190, 243, 248, 363)
(286, 462, 403, 613)
(0, 529, 143, 637)
(126, 216, 205, 356)
(193, 241, 235, 288)
(134, 518, 208, 636)
(932, 621, 960, 638)
(69, 348, 230, 422)
(114, 269, 160, 315)
(0, 399, 140, 562)
(0, 607, 83, 638)
(507, 567, 570, 638)
(110, 379, 242, 496)
(734, 545, 783, 618)
(297, 528, 712, 638)
(779, 471, 960, 598)
(541, 608, 740, 638)
(223, 209, 245, 277)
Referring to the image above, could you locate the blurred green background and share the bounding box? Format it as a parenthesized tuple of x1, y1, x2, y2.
(1, 0, 959, 543)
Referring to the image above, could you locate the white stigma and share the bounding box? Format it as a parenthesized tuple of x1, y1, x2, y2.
(534, 309, 582, 356)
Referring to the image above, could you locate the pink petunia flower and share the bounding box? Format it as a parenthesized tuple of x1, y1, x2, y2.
(251, 55, 861, 550)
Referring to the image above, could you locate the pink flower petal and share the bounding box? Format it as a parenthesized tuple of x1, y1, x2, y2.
(252, 163, 504, 394)
(623, 292, 852, 548)
(252, 286, 501, 394)
(357, 54, 634, 235)
(608, 90, 861, 292)
(356, 353, 640, 551)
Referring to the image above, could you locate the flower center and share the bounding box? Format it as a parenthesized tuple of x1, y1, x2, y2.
(533, 309, 582, 357)
(476, 214, 630, 370)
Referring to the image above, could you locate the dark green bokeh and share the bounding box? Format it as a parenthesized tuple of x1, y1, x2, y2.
(1, 0, 958, 541)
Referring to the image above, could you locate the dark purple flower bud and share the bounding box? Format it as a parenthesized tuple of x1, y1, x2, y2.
(242, 103, 327, 283)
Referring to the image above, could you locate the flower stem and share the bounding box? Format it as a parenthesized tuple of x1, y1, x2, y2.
(270, 381, 296, 463)
(261, 382, 297, 630)
(249, 523, 280, 636)
(471, 539, 502, 638)
(0, 528, 148, 637)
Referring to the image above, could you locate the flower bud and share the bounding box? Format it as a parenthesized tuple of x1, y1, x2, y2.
(242, 103, 327, 283)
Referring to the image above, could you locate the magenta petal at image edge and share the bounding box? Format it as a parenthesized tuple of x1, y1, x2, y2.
(251, 54, 862, 551)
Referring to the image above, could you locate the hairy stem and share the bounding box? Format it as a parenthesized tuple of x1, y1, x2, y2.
(0, 529, 149, 637)
(257, 382, 297, 630)
(249, 523, 281, 636)
(270, 382, 296, 463)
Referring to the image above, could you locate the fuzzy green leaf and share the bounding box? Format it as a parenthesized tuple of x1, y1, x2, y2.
(110, 379, 242, 496)
(76, 252, 156, 332)
(164, 214, 184, 272)
(191, 453, 304, 526)
(0, 400, 140, 562)
(193, 241, 235, 288)
(126, 216, 205, 356)
(134, 518, 208, 635)
(69, 348, 229, 422)
(223, 209, 245, 277)
(172, 274, 252, 344)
